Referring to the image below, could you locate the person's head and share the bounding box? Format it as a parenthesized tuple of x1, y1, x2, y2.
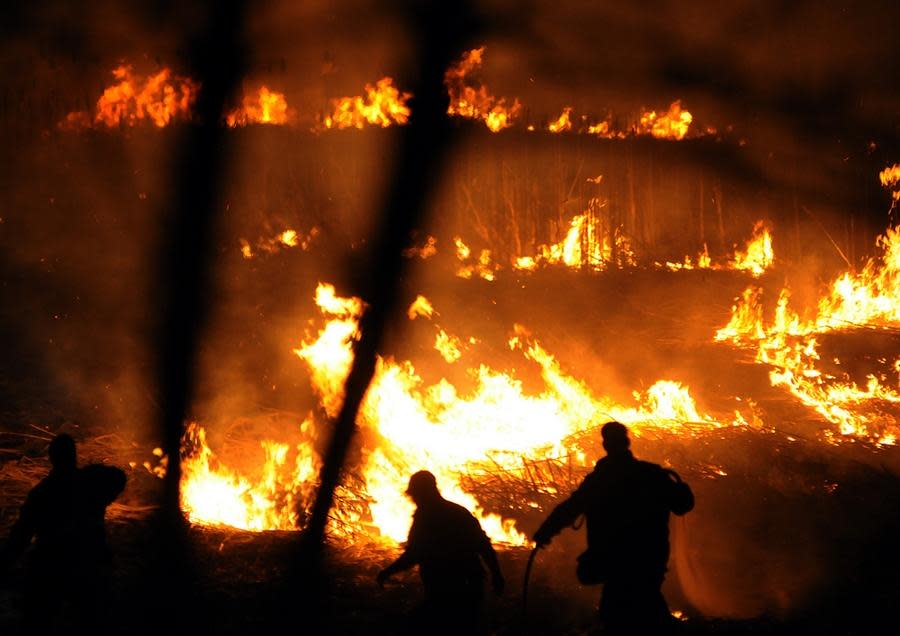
(405, 470, 441, 506)
(48, 434, 77, 471)
(601, 421, 630, 456)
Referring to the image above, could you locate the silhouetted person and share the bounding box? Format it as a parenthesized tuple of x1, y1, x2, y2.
(533, 421, 694, 634)
(0, 433, 127, 634)
(377, 470, 505, 635)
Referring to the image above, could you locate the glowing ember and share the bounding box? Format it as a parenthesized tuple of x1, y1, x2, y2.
(226, 86, 291, 126)
(62, 65, 198, 129)
(445, 47, 522, 132)
(322, 78, 411, 130)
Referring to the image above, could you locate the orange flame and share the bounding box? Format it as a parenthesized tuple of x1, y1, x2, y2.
(239, 227, 318, 259)
(322, 78, 411, 130)
(636, 101, 693, 140)
(514, 204, 636, 272)
(177, 281, 751, 539)
(226, 86, 291, 127)
(548, 107, 574, 133)
(445, 47, 521, 132)
(717, 223, 900, 445)
(63, 65, 199, 129)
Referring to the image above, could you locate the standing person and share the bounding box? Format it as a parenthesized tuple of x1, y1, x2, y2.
(0, 433, 127, 634)
(377, 470, 505, 635)
(533, 421, 694, 634)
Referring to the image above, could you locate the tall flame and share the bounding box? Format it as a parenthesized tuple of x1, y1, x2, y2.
(178, 281, 751, 540)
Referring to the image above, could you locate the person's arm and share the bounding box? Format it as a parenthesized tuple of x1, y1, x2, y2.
(532, 475, 595, 547)
(376, 549, 417, 586)
(377, 516, 421, 586)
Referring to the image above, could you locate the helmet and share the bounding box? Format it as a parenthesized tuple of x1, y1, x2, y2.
(406, 470, 439, 498)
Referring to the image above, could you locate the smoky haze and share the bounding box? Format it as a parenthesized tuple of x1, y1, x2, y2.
(1, 0, 899, 626)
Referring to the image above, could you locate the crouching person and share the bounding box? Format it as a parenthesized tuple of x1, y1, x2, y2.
(377, 470, 505, 635)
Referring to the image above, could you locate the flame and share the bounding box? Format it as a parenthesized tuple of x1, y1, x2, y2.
(454, 237, 498, 281)
(660, 223, 773, 275)
(514, 205, 636, 272)
(636, 101, 693, 140)
(716, 224, 900, 444)
(63, 65, 199, 129)
(407, 295, 435, 320)
(239, 227, 318, 259)
(179, 421, 319, 531)
(322, 78, 411, 130)
(288, 286, 747, 544)
(729, 221, 774, 276)
(434, 329, 462, 363)
(882, 164, 900, 217)
(226, 86, 291, 126)
(548, 107, 574, 133)
(445, 47, 521, 132)
(178, 278, 751, 540)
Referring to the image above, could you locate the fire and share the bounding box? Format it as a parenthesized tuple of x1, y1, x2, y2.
(239, 227, 318, 259)
(179, 421, 319, 531)
(635, 101, 693, 140)
(548, 107, 574, 133)
(322, 77, 411, 130)
(177, 282, 750, 540)
(716, 223, 900, 445)
(882, 164, 900, 217)
(434, 329, 463, 363)
(62, 65, 199, 129)
(514, 203, 637, 272)
(290, 285, 747, 544)
(445, 47, 522, 132)
(407, 295, 435, 320)
(663, 244, 713, 272)
(661, 223, 773, 275)
(454, 237, 498, 281)
(226, 86, 291, 126)
(729, 221, 774, 276)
